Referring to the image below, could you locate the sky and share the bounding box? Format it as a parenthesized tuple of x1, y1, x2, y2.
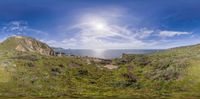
(0, 0, 200, 49)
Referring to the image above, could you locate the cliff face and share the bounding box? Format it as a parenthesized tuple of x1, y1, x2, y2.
(0, 36, 54, 56)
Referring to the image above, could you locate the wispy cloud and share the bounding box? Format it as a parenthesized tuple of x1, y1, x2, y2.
(0, 21, 48, 37)
(0, 8, 194, 49)
(1, 21, 28, 35)
(159, 31, 191, 38)
(60, 7, 155, 49)
(51, 7, 194, 49)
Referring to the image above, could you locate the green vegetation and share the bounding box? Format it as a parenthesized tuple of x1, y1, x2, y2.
(0, 36, 200, 98)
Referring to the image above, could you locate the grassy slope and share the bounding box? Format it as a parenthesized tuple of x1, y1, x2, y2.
(112, 44, 200, 98)
(0, 39, 200, 98)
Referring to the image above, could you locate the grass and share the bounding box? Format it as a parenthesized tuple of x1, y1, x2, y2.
(0, 50, 192, 97)
(0, 37, 200, 98)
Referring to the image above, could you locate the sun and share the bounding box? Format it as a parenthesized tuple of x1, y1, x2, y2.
(87, 17, 107, 31)
(93, 22, 106, 30)
(89, 20, 107, 31)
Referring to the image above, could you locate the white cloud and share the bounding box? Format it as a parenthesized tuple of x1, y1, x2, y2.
(0, 12, 193, 49)
(61, 8, 156, 49)
(136, 28, 154, 39)
(62, 38, 78, 47)
(0, 21, 48, 37)
(69, 23, 148, 49)
(159, 31, 191, 37)
(1, 21, 28, 35)
(56, 6, 193, 49)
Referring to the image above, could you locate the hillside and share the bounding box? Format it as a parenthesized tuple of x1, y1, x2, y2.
(0, 36, 54, 56)
(0, 36, 199, 98)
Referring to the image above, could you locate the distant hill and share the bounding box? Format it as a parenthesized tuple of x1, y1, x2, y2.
(0, 36, 55, 56)
(52, 47, 66, 52)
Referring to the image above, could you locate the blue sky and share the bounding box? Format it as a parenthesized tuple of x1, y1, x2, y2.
(0, 0, 200, 49)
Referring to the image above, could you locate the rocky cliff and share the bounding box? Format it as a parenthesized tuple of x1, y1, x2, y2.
(0, 36, 54, 56)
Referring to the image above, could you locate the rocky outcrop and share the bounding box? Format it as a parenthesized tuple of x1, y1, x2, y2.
(0, 36, 55, 56)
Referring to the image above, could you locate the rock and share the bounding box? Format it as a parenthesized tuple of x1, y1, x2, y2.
(0, 36, 55, 56)
(77, 69, 88, 76)
(68, 63, 81, 68)
(51, 68, 61, 75)
(122, 73, 137, 83)
(104, 64, 118, 69)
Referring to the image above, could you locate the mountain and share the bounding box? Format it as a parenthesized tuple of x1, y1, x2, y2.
(0, 36, 55, 56)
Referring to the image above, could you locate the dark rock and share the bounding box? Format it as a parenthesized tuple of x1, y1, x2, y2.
(77, 69, 88, 76)
(27, 62, 35, 67)
(122, 72, 137, 83)
(58, 64, 65, 68)
(51, 68, 61, 75)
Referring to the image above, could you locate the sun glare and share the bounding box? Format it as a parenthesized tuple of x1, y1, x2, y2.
(89, 20, 107, 31)
(94, 22, 105, 30)
(85, 16, 108, 31)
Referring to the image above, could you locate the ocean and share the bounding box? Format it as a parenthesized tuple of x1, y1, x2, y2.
(57, 49, 163, 59)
